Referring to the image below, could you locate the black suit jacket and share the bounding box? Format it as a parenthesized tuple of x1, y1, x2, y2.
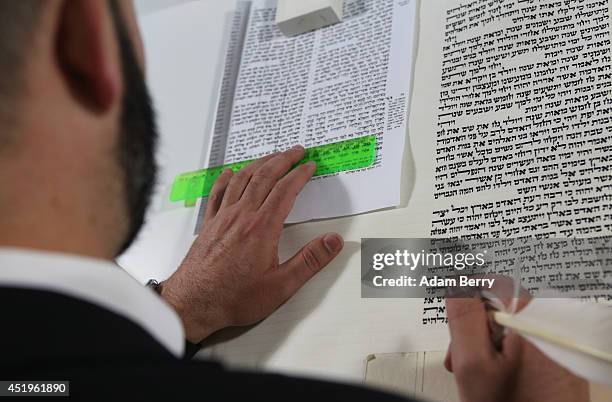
(0, 287, 414, 401)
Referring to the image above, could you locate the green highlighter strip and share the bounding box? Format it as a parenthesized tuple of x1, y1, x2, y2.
(170, 135, 378, 203)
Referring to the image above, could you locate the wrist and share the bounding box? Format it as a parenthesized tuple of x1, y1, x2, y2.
(159, 279, 226, 343)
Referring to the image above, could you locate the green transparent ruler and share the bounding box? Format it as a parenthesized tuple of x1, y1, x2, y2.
(170, 135, 378, 203)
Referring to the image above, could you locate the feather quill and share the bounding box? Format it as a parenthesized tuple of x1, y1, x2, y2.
(492, 298, 612, 385)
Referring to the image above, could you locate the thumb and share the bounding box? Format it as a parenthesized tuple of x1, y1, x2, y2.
(444, 343, 453, 372)
(445, 297, 496, 370)
(501, 331, 524, 365)
(278, 233, 344, 298)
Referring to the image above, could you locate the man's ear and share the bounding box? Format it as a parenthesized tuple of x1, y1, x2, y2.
(56, 0, 122, 113)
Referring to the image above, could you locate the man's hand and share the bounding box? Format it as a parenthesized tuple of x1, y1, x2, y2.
(160, 146, 344, 343)
(445, 296, 589, 402)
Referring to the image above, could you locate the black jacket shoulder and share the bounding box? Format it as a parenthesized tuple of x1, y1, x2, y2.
(0, 287, 413, 402)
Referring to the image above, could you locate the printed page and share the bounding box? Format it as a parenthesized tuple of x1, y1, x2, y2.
(429, 0, 612, 239)
(410, 0, 612, 325)
(196, 0, 418, 227)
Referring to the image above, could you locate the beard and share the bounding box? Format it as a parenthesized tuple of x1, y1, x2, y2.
(109, 1, 158, 256)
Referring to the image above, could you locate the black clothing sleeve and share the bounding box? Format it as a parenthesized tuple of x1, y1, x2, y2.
(0, 287, 418, 402)
(184, 339, 201, 360)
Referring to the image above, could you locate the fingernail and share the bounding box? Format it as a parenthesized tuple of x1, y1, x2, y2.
(291, 145, 304, 152)
(323, 234, 343, 253)
(306, 161, 317, 170)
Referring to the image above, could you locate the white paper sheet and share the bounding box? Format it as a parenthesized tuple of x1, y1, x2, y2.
(196, 0, 418, 228)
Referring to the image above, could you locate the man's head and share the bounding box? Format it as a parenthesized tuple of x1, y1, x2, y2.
(0, 0, 157, 258)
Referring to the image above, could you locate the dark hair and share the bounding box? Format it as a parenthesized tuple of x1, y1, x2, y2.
(0, 1, 42, 142)
(108, 0, 158, 255)
(0, 1, 158, 254)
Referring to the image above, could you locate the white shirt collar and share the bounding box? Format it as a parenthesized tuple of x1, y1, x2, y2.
(0, 248, 185, 357)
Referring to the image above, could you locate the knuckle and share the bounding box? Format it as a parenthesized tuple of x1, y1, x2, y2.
(234, 170, 251, 182)
(209, 190, 223, 204)
(239, 213, 268, 237)
(253, 166, 276, 181)
(244, 178, 262, 193)
(301, 246, 323, 274)
(275, 154, 292, 170)
(274, 180, 294, 198)
(280, 279, 299, 300)
(446, 300, 483, 322)
(266, 191, 285, 208)
(217, 210, 240, 231)
(278, 282, 294, 300)
(249, 172, 275, 190)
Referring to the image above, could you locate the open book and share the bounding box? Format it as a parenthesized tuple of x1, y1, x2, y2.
(193, 0, 418, 231)
(202, 0, 612, 384)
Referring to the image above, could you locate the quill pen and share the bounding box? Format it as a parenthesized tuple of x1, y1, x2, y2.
(491, 298, 612, 385)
